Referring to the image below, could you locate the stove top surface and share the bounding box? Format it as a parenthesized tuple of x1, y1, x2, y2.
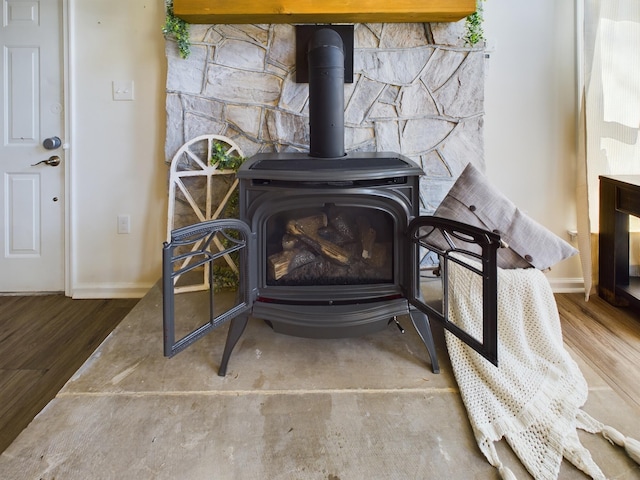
(238, 152, 423, 182)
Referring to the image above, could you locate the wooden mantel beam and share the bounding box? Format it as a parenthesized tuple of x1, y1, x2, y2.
(173, 0, 476, 24)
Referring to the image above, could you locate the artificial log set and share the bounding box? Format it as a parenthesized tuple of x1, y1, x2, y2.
(266, 206, 392, 285)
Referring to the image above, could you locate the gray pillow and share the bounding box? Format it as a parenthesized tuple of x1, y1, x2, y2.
(431, 163, 578, 270)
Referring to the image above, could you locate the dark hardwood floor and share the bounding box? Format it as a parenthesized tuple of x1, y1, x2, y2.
(0, 295, 138, 454)
(0, 292, 638, 455)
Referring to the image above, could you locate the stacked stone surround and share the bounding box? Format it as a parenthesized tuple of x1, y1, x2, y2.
(165, 21, 485, 212)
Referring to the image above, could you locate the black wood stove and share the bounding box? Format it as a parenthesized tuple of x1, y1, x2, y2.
(163, 27, 500, 376)
(237, 151, 423, 339)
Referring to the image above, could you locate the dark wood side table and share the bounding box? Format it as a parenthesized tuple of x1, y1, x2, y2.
(599, 175, 640, 307)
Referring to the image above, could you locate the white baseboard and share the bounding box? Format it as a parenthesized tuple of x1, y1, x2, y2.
(548, 277, 585, 294)
(70, 282, 155, 299)
(71, 278, 586, 298)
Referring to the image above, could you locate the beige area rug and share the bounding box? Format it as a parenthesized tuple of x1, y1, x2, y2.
(0, 284, 638, 479)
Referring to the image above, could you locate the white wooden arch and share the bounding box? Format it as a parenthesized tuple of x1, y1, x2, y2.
(167, 134, 244, 293)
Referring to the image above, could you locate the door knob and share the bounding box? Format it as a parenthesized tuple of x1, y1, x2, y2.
(43, 136, 62, 150)
(32, 156, 61, 167)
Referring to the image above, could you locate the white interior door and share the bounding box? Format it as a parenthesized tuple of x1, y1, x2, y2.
(0, 0, 65, 292)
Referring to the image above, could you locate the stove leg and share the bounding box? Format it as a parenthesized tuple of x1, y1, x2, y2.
(409, 309, 440, 374)
(218, 314, 249, 377)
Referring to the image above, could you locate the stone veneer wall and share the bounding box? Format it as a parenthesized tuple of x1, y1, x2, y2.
(165, 21, 484, 212)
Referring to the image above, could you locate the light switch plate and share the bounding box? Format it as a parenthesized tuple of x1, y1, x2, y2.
(112, 81, 134, 101)
(117, 214, 131, 234)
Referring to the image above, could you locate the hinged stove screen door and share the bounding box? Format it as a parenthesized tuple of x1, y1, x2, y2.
(162, 219, 255, 357)
(406, 216, 501, 365)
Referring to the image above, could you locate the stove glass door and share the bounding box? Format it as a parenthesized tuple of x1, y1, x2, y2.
(162, 219, 256, 359)
(406, 216, 501, 366)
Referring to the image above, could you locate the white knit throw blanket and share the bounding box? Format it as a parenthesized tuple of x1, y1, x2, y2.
(445, 262, 640, 479)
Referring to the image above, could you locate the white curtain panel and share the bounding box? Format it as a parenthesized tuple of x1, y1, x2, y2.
(577, 0, 640, 297)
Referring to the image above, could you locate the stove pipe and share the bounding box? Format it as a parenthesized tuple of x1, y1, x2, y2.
(307, 28, 345, 158)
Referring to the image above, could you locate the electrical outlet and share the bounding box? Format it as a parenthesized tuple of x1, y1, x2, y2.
(112, 81, 134, 101)
(117, 214, 131, 234)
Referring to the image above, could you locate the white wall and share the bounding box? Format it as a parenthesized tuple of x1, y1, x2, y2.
(483, 0, 583, 289)
(70, 1, 167, 298)
(67, 0, 583, 297)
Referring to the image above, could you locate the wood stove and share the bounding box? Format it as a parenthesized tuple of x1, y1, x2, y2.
(162, 26, 501, 376)
(237, 152, 423, 339)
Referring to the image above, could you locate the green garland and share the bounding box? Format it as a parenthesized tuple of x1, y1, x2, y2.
(162, 1, 191, 59)
(210, 142, 246, 171)
(464, 0, 485, 47)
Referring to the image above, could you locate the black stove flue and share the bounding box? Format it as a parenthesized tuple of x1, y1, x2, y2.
(307, 28, 345, 158)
